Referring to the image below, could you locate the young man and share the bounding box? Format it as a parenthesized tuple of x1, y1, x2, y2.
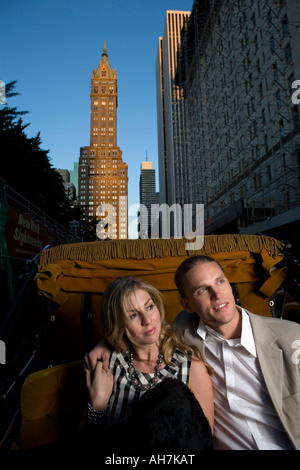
(173, 255, 300, 450)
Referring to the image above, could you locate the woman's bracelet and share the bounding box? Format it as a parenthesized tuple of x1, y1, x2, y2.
(87, 402, 109, 425)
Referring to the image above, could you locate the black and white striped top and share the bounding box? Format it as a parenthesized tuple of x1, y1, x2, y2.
(107, 349, 192, 424)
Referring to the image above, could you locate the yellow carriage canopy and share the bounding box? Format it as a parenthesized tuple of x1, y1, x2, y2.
(36, 235, 286, 364)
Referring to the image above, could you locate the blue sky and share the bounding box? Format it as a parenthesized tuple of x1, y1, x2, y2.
(1, 0, 193, 227)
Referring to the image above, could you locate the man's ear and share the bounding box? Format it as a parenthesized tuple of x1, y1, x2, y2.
(180, 297, 194, 313)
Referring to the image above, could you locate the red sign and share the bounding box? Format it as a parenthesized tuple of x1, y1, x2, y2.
(6, 205, 54, 260)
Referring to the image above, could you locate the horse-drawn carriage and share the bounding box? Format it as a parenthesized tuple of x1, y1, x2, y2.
(1, 235, 299, 449)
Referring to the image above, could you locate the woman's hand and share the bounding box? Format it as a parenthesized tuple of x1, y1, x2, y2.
(85, 360, 114, 410)
(84, 340, 111, 372)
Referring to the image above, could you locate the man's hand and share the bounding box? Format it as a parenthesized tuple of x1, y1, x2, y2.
(84, 340, 111, 372)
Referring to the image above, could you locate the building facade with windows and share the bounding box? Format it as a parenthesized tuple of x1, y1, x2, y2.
(175, 0, 300, 251)
(78, 43, 128, 239)
(156, 10, 191, 207)
(70, 162, 79, 197)
(56, 169, 76, 200)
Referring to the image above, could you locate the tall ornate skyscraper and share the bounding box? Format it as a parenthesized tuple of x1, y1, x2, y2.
(79, 42, 128, 239)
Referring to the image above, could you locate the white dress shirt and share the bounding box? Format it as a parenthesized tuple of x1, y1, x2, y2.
(197, 308, 293, 450)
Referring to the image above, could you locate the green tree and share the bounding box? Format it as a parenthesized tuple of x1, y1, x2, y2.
(79, 216, 99, 242)
(0, 81, 72, 227)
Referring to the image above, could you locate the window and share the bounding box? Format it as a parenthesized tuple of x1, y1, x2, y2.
(267, 165, 272, 182)
(282, 16, 288, 34)
(292, 106, 300, 129)
(264, 135, 269, 152)
(285, 44, 292, 64)
(279, 119, 285, 138)
(276, 90, 282, 109)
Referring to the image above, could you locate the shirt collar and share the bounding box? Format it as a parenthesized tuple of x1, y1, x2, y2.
(239, 307, 257, 357)
(196, 307, 257, 357)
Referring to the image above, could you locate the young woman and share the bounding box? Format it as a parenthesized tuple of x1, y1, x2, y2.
(84, 276, 214, 449)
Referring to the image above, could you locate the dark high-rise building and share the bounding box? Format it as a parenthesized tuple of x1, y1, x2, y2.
(156, 10, 191, 207)
(139, 161, 156, 238)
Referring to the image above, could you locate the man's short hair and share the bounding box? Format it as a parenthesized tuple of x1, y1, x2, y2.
(174, 255, 224, 298)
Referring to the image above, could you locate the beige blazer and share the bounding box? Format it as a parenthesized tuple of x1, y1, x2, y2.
(174, 309, 300, 450)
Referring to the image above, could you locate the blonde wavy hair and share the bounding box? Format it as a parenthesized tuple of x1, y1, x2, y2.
(100, 276, 212, 372)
